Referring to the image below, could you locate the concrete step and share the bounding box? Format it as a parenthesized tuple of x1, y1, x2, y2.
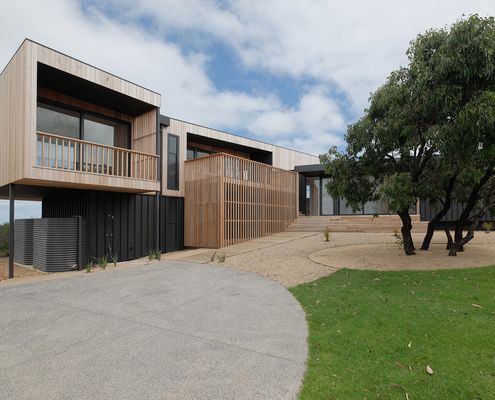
(287, 214, 427, 233)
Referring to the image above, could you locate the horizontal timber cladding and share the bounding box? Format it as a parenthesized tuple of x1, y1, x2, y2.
(33, 217, 88, 272)
(420, 199, 494, 223)
(184, 153, 298, 249)
(42, 190, 184, 262)
(14, 219, 34, 265)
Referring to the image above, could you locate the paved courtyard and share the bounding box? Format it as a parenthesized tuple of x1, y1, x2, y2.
(0, 261, 307, 400)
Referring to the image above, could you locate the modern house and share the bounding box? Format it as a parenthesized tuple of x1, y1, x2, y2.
(0, 39, 319, 275)
(3, 40, 487, 277)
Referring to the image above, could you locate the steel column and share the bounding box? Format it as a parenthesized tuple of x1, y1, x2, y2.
(8, 184, 15, 278)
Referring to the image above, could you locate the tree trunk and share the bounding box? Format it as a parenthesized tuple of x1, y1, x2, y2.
(445, 229, 456, 255)
(398, 209, 415, 255)
(453, 167, 493, 252)
(421, 221, 436, 251)
(421, 175, 457, 250)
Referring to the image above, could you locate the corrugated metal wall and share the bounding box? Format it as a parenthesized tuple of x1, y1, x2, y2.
(420, 200, 494, 223)
(14, 219, 34, 265)
(42, 190, 184, 262)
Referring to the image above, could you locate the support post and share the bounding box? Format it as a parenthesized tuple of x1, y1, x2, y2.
(9, 184, 15, 279)
(155, 109, 161, 251)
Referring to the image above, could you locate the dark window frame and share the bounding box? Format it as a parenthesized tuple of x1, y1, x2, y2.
(167, 133, 180, 191)
(37, 98, 132, 149)
(186, 146, 212, 160)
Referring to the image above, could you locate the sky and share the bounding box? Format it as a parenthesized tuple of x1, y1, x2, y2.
(0, 0, 493, 222)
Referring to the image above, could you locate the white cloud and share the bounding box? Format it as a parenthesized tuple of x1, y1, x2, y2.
(118, 0, 494, 113)
(0, 201, 41, 224)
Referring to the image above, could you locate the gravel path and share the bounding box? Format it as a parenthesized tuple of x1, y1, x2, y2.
(218, 231, 495, 287)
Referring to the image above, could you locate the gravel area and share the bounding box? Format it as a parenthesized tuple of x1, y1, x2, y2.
(0, 258, 44, 281)
(220, 230, 495, 287)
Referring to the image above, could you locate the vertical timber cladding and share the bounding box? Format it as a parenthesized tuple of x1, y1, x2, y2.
(184, 153, 298, 249)
(42, 190, 184, 261)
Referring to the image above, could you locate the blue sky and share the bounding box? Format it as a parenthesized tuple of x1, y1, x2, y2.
(0, 0, 493, 222)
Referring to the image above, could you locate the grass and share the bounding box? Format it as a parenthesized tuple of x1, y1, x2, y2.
(290, 266, 495, 400)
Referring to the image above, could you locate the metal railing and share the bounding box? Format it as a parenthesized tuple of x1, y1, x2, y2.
(36, 131, 158, 181)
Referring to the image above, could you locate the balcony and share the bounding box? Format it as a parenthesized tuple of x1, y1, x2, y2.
(36, 131, 158, 182)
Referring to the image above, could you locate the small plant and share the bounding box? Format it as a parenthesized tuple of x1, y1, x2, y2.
(216, 253, 226, 263)
(393, 227, 403, 248)
(147, 249, 162, 261)
(482, 222, 494, 233)
(111, 254, 118, 267)
(85, 261, 94, 273)
(323, 227, 331, 243)
(97, 256, 108, 270)
(209, 251, 217, 262)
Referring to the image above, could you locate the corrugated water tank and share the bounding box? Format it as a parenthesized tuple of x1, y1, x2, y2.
(14, 219, 34, 265)
(33, 217, 88, 272)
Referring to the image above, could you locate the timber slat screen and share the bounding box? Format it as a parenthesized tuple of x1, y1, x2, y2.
(184, 153, 298, 248)
(36, 131, 158, 181)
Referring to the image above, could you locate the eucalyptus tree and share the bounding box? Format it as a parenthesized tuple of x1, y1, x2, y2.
(322, 15, 495, 256)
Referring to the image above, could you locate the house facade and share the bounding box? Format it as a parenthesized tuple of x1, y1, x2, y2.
(0, 39, 318, 273)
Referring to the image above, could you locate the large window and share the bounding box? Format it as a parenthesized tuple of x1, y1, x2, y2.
(37, 101, 130, 148)
(37, 103, 80, 139)
(167, 134, 179, 190)
(187, 146, 211, 160)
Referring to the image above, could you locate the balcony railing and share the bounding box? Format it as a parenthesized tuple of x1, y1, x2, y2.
(36, 131, 158, 181)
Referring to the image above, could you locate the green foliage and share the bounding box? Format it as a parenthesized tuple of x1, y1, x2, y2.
(216, 253, 226, 263)
(322, 227, 331, 243)
(96, 256, 107, 270)
(321, 15, 495, 252)
(291, 267, 495, 399)
(110, 254, 118, 267)
(85, 261, 94, 273)
(482, 222, 494, 233)
(209, 251, 217, 262)
(0, 223, 9, 257)
(147, 249, 161, 261)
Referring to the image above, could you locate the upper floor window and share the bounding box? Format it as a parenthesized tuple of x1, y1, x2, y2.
(37, 103, 80, 139)
(167, 134, 179, 190)
(186, 146, 211, 160)
(36, 101, 130, 149)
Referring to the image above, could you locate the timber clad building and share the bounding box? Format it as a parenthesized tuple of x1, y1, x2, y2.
(2, 40, 489, 274)
(0, 40, 318, 271)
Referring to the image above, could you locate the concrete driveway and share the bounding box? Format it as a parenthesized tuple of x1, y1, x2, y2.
(0, 262, 307, 400)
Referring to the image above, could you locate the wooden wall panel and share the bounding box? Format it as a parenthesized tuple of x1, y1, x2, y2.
(184, 153, 298, 248)
(163, 118, 319, 197)
(0, 41, 32, 187)
(133, 109, 157, 154)
(34, 41, 160, 107)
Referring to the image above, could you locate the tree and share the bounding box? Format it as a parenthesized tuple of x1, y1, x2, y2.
(321, 15, 495, 256)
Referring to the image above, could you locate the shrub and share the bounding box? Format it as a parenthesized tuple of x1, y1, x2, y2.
(97, 256, 108, 270)
(482, 222, 494, 233)
(85, 261, 94, 273)
(323, 227, 331, 242)
(216, 253, 226, 263)
(393, 227, 404, 248)
(147, 249, 162, 261)
(0, 223, 9, 257)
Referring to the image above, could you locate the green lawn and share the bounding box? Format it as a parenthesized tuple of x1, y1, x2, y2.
(290, 266, 495, 400)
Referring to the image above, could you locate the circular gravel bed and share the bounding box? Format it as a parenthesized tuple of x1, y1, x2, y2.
(309, 240, 495, 271)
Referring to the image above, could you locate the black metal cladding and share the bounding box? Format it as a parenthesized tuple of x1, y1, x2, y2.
(420, 199, 494, 224)
(14, 219, 34, 265)
(42, 190, 184, 262)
